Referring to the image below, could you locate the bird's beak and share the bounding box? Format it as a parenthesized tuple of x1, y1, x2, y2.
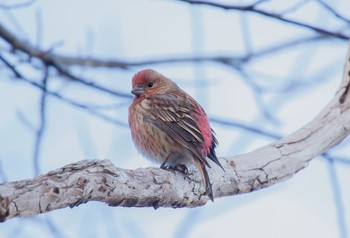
(131, 86, 145, 97)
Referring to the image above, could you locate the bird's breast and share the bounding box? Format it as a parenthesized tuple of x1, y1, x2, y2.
(129, 101, 172, 164)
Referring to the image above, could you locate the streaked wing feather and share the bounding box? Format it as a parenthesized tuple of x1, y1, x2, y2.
(144, 94, 207, 162)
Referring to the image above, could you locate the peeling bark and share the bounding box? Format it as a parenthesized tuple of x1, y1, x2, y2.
(1, 42, 350, 222)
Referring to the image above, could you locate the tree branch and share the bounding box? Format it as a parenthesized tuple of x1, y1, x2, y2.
(0, 41, 349, 222)
(33, 65, 49, 176)
(0, 21, 334, 70)
(0, 22, 132, 99)
(0, 53, 128, 127)
(0, 0, 35, 10)
(179, 0, 350, 40)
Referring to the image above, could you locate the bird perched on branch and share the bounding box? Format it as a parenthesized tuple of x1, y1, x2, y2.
(128, 69, 224, 201)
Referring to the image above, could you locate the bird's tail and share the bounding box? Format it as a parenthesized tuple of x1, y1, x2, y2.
(195, 159, 214, 201)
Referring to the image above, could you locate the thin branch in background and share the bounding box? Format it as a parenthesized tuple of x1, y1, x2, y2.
(38, 36, 330, 70)
(173, 209, 201, 238)
(239, 11, 253, 55)
(210, 116, 282, 139)
(179, 0, 350, 40)
(30, 35, 327, 69)
(7, 215, 65, 238)
(0, 54, 22, 78)
(279, 0, 311, 15)
(240, 51, 336, 94)
(0, 160, 8, 183)
(244, 35, 326, 59)
(316, 0, 350, 24)
(0, 52, 130, 128)
(78, 101, 130, 111)
(0, 0, 35, 10)
(19, 216, 68, 238)
(35, 8, 43, 48)
(0, 23, 132, 99)
(0, 53, 128, 127)
(43, 216, 66, 238)
(328, 156, 350, 166)
(0, 7, 30, 40)
(0, 21, 333, 70)
(21, 77, 129, 127)
(248, 68, 332, 93)
(211, 114, 350, 170)
(31, 6, 46, 177)
(8, 223, 25, 238)
(26, 79, 129, 127)
(0, 20, 333, 85)
(235, 67, 279, 123)
(323, 154, 348, 238)
(33, 65, 48, 176)
(16, 110, 37, 132)
(52, 62, 132, 99)
(250, 0, 271, 8)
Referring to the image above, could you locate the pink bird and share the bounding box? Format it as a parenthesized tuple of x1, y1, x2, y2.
(128, 69, 224, 201)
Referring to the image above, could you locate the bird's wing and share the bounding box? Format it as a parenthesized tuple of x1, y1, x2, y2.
(143, 93, 208, 163)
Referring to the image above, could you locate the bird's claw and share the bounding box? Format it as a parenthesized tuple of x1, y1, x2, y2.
(162, 164, 188, 174)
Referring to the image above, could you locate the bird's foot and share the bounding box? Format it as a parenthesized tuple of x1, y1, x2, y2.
(161, 164, 188, 174)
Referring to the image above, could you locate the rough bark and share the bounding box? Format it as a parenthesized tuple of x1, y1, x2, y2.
(0, 42, 350, 222)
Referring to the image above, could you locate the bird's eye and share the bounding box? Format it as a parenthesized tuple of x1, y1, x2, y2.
(147, 82, 154, 88)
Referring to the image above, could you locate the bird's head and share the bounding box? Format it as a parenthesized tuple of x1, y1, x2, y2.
(131, 69, 177, 98)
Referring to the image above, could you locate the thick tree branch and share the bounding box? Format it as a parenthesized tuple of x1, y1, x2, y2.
(0, 42, 349, 222)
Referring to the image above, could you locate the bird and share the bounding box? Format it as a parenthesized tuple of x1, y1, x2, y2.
(128, 69, 224, 201)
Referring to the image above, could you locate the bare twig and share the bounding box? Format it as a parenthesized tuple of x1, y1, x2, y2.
(0, 54, 22, 78)
(326, 155, 350, 165)
(179, 0, 350, 40)
(279, 0, 311, 15)
(0, 53, 128, 127)
(210, 116, 282, 139)
(0, 0, 35, 9)
(0, 21, 332, 71)
(0, 160, 7, 183)
(0, 23, 131, 99)
(323, 154, 348, 238)
(316, 0, 350, 24)
(33, 66, 48, 176)
(43, 215, 67, 238)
